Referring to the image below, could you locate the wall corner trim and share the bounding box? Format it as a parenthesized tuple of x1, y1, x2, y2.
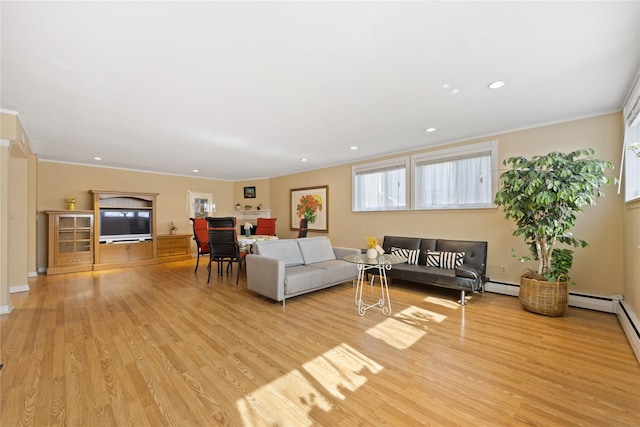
(0, 300, 14, 315)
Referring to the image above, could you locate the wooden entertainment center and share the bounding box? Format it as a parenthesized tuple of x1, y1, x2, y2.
(46, 190, 192, 274)
(91, 189, 157, 270)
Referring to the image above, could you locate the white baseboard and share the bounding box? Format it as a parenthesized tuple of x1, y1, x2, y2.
(0, 300, 14, 315)
(28, 271, 38, 278)
(616, 300, 640, 364)
(485, 281, 616, 313)
(568, 293, 618, 313)
(10, 284, 30, 293)
(485, 281, 519, 297)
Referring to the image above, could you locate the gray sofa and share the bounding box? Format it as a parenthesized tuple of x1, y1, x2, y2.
(246, 237, 360, 305)
(381, 236, 488, 305)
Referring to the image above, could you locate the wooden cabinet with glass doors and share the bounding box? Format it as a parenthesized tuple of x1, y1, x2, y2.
(47, 210, 94, 275)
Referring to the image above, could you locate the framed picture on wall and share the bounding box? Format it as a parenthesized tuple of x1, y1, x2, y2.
(244, 186, 256, 198)
(290, 185, 328, 232)
(187, 191, 215, 218)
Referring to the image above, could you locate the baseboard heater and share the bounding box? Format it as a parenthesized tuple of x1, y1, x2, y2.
(619, 300, 640, 339)
(485, 280, 618, 313)
(617, 300, 640, 363)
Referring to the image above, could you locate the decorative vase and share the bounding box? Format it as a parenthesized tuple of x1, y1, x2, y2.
(170, 229, 176, 235)
(366, 248, 378, 259)
(245, 228, 251, 237)
(67, 202, 76, 211)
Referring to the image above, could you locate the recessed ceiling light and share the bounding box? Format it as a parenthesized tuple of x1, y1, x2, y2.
(93, 157, 102, 160)
(300, 158, 307, 162)
(488, 80, 506, 89)
(350, 146, 358, 150)
(192, 169, 199, 173)
(426, 128, 436, 133)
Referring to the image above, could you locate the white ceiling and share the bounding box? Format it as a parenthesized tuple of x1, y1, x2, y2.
(2, 1, 639, 180)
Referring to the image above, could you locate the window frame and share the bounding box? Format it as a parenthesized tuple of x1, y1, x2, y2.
(411, 140, 499, 210)
(623, 117, 640, 203)
(351, 140, 499, 212)
(352, 156, 410, 212)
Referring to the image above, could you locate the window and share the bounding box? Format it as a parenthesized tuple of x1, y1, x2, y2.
(622, 71, 640, 202)
(352, 141, 499, 212)
(412, 140, 498, 209)
(624, 116, 640, 202)
(352, 157, 409, 211)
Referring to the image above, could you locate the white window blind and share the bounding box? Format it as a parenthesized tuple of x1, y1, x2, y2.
(352, 158, 409, 211)
(412, 140, 498, 209)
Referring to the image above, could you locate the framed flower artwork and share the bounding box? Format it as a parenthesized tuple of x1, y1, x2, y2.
(290, 185, 328, 232)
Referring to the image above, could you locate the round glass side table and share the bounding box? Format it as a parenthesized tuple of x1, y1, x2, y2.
(343, 253, 407, 316)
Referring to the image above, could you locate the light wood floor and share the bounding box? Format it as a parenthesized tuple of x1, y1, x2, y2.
(1, 259, 639, 426)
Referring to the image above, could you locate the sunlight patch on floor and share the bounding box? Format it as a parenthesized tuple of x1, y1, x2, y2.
(365, 306, 447, 349)
(396, 305, 447, 326)
(303, 343, 383, 399)
(236, 344, 382, 426)
(236, 369, 329, 427)
(423, 295, 461, 310)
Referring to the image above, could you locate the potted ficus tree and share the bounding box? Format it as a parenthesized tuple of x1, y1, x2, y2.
(494, 148, 613, 316)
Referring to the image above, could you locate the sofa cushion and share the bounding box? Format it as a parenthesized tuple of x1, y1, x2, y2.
(297, 237, 336, 265)
(382, 236, 421, 253)
(255, 239, 304, 266)
(284, 265, 330, 295)
(391, 247, 419, 265)
(307, 260, 358, 284)
(435, 239, 487, 272)
(426, 250, 465, 269)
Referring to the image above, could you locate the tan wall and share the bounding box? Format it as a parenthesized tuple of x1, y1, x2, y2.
(36, 162, 235, 271)
(270, 113, 625, 296)
(624, 200, 640, 320)
(9, 157, 29, 288)
(233, 178, 271, 212)
(28, 154, 37, 275)
(1, 113, 19, 141)
(1, 112, 33, 314)
(0, 145, 9, 309)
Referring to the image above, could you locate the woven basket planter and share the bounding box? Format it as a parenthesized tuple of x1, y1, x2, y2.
(519, 275, 569, 317)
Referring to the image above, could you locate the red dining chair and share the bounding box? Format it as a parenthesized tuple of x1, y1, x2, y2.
(255, 217, 277, 236)
(189, 217, 210, 273)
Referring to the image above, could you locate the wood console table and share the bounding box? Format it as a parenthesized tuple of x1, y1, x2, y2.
(157, 234, 192, 263)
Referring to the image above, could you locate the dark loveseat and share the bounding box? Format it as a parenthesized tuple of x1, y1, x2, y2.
(381, 236, 488, 305)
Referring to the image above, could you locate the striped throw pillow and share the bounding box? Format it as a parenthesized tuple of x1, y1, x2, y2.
(391, 247, 420, 265)
(426, 250, 465, 269)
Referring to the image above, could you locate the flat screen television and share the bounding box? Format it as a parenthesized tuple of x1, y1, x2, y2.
(99, 208, 152, 242)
